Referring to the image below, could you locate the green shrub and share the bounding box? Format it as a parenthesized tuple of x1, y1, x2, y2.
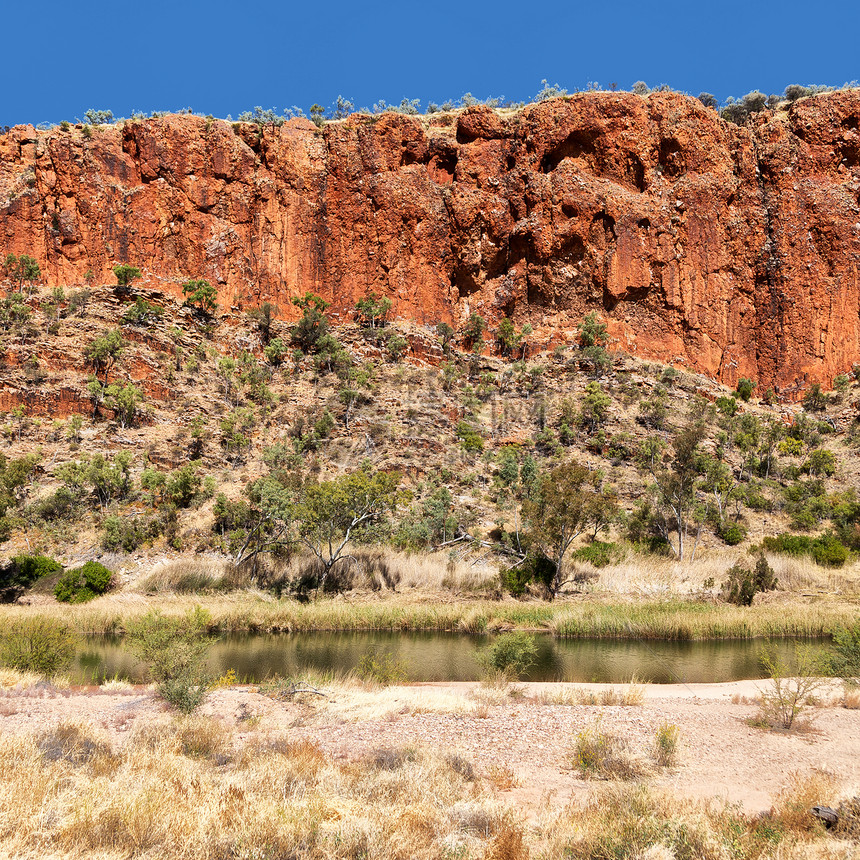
(715, 396, 739, 417)
(653, 722, 680, 767)
(8, 555, 63, 585)
(571, 541, 620, 568)
(719, 522, 747, 546)
(828, 621, 860, 685)
(478, 632, 537, 680)
(736, 378, 756, 402)
(0, 617, 77, 676)
(573, 722, 647, 779)
(722, 554, 778, 606)
(500, 553, 556, 596)
(810, 533, 849, 567)
(455, 421, 484, 453)
(126, 607, 214, 713)
(356, 651, 407, 685)
(54, 561, 113, 603)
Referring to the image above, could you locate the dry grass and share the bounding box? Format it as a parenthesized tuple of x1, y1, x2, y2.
(0, 668, 41, 689)
(0, 711, 853, 859)
(2, 591, 856, 641)
(572, 720, 652, 780)
(533, 681, 644, 707)
(842, 687, 860, 709)
(259, 676, 485, 723)
(135, 557, 232, 593)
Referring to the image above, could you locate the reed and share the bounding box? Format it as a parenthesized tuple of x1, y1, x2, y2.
(1, 593, 856, 641)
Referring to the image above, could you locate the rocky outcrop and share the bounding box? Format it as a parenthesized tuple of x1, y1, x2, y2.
(2, 91, 860, 394)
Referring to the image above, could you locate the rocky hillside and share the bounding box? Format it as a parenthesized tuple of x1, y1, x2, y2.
(2, 281, 860, 586)
(2, 91, 860, 395)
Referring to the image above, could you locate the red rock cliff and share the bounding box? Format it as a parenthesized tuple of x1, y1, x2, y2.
(2, 91, 860, 394)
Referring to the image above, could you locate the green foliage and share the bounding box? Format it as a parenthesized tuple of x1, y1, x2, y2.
(102, 514, 163, 552)
(112, 264, 141, 287)
(355, 292, 392, 329)
(84, 108, 113, 124)
(802, 383, 828, 412)
(181, 279, 218, 314)
(104, 381, 143, 428)
(802, 448, 836, 477)
(756, 643, 827, 730)
(263, 337, 288, 365)
(4, 253, 41, 290)
(84, 329, 125, 378)
(455, 420, 484, 452)
(653, 722, 680, 768)
(54, 561, 113, 603)
(0, 617, 77, 677)
(577, 311, 607, 348)
(246, 302, 278, 343)
(57, 452, 132, 510)
(126, 608, 214, 713)
(0, 290, 31, 331)
(523, 462, 619, 596)
(500, 553, 556, 596)
(10, 554, 63, 584)
(828, 621, 860, 685)
(386, 333, 408, 361)
(715, 396, 739, 417)
(579, 381, 611, 433)
(355, 651, 407, 685)
(291, 292, 330, 352)
(573, 722, 645, 779)
(719, 521, 747, 546)
(479, 632, 537, 679)
(436, 322, 455, 354)
(393, 487, 457, 549)
(722, 554, 777, 605)
(462, 313, 486, 350)
(571, 541, 621, 568)
(122, 296, 163, 325)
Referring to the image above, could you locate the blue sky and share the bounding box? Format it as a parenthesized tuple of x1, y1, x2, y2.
(3, 0, 858, 127)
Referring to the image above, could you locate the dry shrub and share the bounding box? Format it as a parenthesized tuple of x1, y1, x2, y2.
(536, 682, 644, 707)
(770, 770, 839, 835)
(173, 715, 232, 763)
(35, 721, 116, 771)
(572, 721, 650, 780)
(486, 764, 519, 790)
(843, 687, 860, 709)
(0, 668, 40, 689)
(137, 557, 231, 593)
(483, 819, 529, 860)
(557, 784, 727, 860)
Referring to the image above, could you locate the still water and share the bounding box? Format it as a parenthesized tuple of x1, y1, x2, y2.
(73, 632, 828, 685)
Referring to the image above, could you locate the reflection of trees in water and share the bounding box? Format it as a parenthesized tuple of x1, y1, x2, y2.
(75, 633, 829, 685)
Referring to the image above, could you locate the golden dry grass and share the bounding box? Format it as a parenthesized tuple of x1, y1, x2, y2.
(0, 708, 855, 859)
(532, 680, 644, 707)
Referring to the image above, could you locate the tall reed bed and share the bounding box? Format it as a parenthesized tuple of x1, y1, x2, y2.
(1, 594, 855, 639)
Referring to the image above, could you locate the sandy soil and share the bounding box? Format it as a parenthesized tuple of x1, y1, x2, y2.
(2, 679, 859, 817)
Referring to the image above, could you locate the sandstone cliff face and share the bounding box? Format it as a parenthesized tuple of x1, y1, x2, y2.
(1, 91, 860, 394)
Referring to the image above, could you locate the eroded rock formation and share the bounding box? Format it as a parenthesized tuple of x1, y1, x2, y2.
(2, 91, 860, 393)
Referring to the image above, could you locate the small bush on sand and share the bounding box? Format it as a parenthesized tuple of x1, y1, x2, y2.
(754, 643, 827, 730)
(126, 607, 214, 713)
(0, 616, 77, 677)
(653, 722, 680, 767)
(573, 721, 649, 780)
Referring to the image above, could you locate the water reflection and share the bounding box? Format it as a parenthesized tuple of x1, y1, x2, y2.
(73, 632, 828, 685)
